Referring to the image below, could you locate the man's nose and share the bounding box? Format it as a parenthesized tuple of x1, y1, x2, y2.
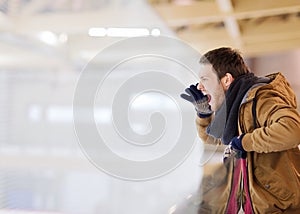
(197, 82, 205, 91)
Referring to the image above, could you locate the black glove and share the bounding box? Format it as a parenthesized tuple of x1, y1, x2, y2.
(230, 134, 247, 159)
(180, 84, 213, 118)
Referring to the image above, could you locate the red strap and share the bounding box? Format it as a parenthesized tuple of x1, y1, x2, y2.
(226, 159, 241, 213)
(241, 159, 253, 214)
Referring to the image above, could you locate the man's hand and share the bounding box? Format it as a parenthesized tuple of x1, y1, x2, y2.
(180, 84, 213, 118)
(230, 134, 247, 159)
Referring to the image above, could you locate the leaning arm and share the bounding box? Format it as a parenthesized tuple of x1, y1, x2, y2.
(196, 115, 221, 145)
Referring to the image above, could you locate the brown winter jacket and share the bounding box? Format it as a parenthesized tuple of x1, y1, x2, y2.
(196, 73, 300, 213)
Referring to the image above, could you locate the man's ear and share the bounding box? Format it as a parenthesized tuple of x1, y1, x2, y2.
(222, 73, 234, 89)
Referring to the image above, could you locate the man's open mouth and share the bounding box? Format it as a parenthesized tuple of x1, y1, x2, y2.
(207, 94, 211, 103)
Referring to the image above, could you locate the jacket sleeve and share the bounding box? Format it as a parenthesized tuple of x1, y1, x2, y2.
(196, 115, 221, 145)
(242, 91, 300, 153)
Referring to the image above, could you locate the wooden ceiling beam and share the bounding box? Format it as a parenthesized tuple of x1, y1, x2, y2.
(151, 1, 223, 26)
(233, 0, 300, 13)
(150, 0, 300, 27)
(240, 16, 300, 41)
(216, 0, 242, 47)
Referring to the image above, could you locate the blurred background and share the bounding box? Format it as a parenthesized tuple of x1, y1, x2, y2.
(0, 0, 300, 213)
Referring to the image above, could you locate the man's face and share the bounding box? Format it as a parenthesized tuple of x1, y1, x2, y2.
(197, 64, 226, 111)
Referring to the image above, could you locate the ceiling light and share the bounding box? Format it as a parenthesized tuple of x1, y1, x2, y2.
(151, 28, 161, 36)
(88, 27, 153, 37)
(37, 31, 58, 45)
(107, 28, 150, 37)
(88, 28, 107, 37)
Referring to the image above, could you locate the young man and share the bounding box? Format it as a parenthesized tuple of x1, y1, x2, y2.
(181, 47, 300, 213)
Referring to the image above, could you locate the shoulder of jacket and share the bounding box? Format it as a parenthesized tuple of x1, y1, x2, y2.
(244, 72, 285, 101)
(245, 72, 297, 107)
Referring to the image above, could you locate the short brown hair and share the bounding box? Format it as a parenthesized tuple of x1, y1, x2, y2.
(199, 47, 250, 79)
